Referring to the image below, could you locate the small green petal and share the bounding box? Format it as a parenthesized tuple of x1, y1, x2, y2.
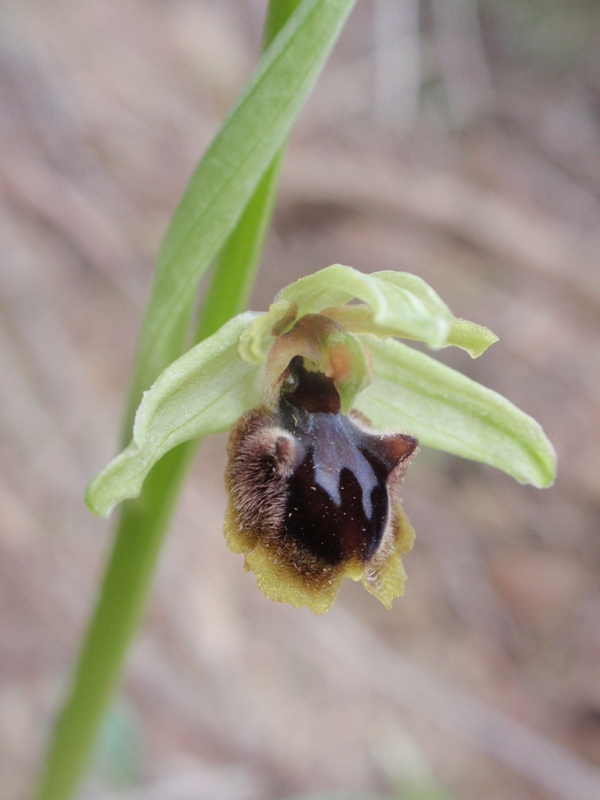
(355, 335, 556, 488)
(446, 318, 499, 358)
(276, 264, 454, 348)
(86, 313, 261, 517)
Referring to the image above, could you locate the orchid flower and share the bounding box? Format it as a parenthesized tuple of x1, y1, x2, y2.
(86, 265, 556, 613)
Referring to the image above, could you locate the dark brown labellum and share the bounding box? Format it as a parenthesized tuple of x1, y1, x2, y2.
(278, 356, 416, 566)
(225, 355, 418, 609)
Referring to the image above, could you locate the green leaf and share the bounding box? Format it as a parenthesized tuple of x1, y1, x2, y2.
(194, 150, 286, 342)
(125, 0, 358, 433)
(263, 0, 304, 48)
(355, 335, 556, 488)
(86, 314, 260, 517)
(276, 265, 454, 348)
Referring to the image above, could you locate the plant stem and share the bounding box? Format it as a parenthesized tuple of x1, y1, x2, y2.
(31, 3, 302, 798)
(32, 445, 193, 800)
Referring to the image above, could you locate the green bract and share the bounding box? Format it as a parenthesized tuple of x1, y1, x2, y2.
(86, 265, 556, 518)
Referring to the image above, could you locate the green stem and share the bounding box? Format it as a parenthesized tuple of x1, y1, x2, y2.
(31, 3, 301, 799)
(32, 445, 193, 800)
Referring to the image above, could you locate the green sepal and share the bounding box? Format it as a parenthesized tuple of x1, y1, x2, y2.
(239, 265, 497, 363)
(86, 313, 260, 517)
(276, 265, 454, 348)
(355, 335, 556, 488)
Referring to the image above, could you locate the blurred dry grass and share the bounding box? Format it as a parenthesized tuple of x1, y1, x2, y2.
(1, 1, 600, 799)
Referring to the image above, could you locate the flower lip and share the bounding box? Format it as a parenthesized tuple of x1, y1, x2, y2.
(224, 350, 419, 612)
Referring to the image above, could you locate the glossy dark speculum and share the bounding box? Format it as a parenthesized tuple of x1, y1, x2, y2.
(277, 356, 416, 566)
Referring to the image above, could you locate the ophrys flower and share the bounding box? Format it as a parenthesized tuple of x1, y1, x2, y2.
(86, 265, 556, 612)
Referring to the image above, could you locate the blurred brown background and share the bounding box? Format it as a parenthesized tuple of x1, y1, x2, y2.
(1, 1, 600, 799)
